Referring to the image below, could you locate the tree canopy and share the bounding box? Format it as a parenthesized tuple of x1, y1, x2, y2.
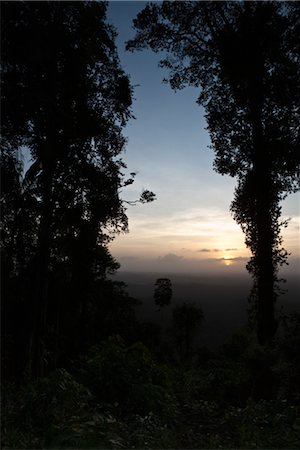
(127, 1, 300, 343)
(154, 278, 173, 309)
(2, 3, 300, 447)
(1, 1, 141, 378)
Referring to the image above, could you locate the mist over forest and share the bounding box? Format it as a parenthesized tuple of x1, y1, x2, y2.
(113, 270, 300, 347)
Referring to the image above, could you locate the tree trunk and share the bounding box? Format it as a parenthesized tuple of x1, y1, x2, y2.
(250, 98, 277, 345)
(28, 157, 54, 378)
(255, 171, 277, 344)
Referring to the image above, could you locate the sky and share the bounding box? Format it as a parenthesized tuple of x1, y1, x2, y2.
(107, 1, 300, 275)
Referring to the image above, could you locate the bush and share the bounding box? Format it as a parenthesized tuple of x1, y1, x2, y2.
(78, 336, 177, 418)
(122, 412, 178, 448)
(2, 369, 124, 449)
(224, 399, 300, 448)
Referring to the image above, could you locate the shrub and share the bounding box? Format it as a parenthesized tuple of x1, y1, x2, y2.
(2, 369, 124, 449)
(78, 336, 177, 418)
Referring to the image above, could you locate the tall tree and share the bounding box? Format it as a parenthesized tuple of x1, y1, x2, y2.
(154, 278, 173, 310)
(172, 302, 204, 362)
(127, 1, 300, 344)
(1, 1, 136, 377)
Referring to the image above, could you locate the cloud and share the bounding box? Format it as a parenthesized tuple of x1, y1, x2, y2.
(218, 256, 248, 262)
(198, 248, 238, 253)
(158, 253, 184, 263)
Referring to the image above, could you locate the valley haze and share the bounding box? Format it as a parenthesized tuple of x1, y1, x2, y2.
(113, 269, 300, 348)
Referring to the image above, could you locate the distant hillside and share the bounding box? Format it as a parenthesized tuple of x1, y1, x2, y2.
(112, 271, 300, 348)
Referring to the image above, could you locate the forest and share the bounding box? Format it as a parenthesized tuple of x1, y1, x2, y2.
(1, 1, 300, 448)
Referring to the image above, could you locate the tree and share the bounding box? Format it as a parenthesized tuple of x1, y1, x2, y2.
(172, 301, 204, 362)
(1, 1, 150, 377)
(154, 278, 173, 310)
(127, 1, 300, 344)
(1, 146, 40, 378)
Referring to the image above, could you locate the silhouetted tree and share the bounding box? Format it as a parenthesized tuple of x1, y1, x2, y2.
(154, 278, 173, 310)
(1, 1, 138, 377)
(127, 1, 300, 344)
(1, 147, 40, 378)
(172, 302, 204, 362)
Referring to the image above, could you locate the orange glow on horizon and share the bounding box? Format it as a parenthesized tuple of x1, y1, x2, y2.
(223, 256, 233, 266)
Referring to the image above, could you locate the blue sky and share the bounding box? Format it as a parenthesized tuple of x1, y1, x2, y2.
(107, 1, 300, 274)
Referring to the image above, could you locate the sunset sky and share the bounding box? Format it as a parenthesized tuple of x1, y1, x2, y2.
(107, 1, 300, 274)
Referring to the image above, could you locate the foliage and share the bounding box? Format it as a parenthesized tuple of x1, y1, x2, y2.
(172, 301, 204, 362)
(3, 321, 300, 449)
(77, 336, 176, 418)
(2, 342, 178, 449)
(2, 2, 300, 448)
(154, 278, 173, 309)
(127, 0, 300, 344)
(119, 412, 178, 449)
(2, 369, 98, 449)
(223, 399, 300, 449)
(1, 0, 153, 379)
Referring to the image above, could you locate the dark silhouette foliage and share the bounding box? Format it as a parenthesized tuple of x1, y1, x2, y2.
(1, 1, 137, 379)
(172, 301, 204, 362)
(127, 1, 300, 344)
(2, 3, 300, 449)
(154, 278, 173, 309)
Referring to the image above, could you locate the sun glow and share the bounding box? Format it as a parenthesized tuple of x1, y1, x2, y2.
(223, 256, 233, 266)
